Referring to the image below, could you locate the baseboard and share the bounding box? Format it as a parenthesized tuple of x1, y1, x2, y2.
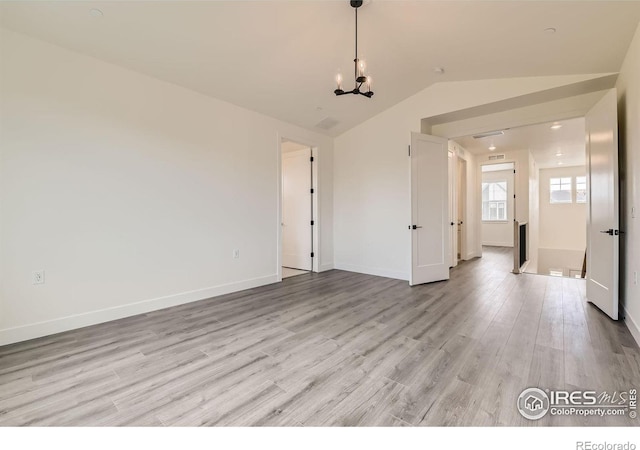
(334, 262, 409, 281)
(482, 242, 514, 248)
(0, 274, 279, 347)
(623, 304, 640, 348)
(319, 263, 334, 272)
(463, 250, 480, 260)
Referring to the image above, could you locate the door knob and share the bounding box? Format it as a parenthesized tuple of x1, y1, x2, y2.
(411, 225, 423, 229)
(600, 229, 619, 236)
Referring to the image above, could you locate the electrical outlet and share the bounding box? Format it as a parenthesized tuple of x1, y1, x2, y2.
(233, 249, 240, 259)
(632, 206, 636, 219)
(32, 270, 45, 285)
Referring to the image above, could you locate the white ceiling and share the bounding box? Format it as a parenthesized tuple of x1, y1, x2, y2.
(454, 117, 586, 169)
(1, 1, 640, 136)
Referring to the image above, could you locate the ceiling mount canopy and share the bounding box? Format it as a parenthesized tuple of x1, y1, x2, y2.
(334, 0, 374, 99)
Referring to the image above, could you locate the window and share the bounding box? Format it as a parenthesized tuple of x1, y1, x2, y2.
(482, 181, 507, 221)
(576, 176, 587, 203)
(550, 177, 572, 204)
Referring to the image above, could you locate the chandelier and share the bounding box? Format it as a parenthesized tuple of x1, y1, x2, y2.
(334, 1, 374, 98)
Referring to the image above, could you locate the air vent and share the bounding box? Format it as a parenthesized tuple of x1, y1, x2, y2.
(315, 117, 340, 130)
(488, 154, 506, 161)
(472, 130, 505, 139)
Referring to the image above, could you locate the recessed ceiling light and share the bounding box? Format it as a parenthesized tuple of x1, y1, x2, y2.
(550, 123, 562, 130)
(544, 27, 557, 34)
(89, 8, 103, 17)
(558, 161, 564, 165)
(434, 67, 445, 75)
(489, 145, 497, 151)
(556, 152, 563, 156)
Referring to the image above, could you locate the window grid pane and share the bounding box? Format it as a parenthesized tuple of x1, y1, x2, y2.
(550, 177, 573, 204)
(482, 181, 508, 221)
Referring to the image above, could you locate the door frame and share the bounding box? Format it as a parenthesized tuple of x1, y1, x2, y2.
(277, 134, 319, 281)
(477, 159, 519, 256)
(457, 156, 468, 262)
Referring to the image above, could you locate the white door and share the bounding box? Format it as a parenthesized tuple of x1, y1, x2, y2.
(282, 148, 311, 271)
(457, 158, 467, 261)
(410, 132, 450, 286)
(448, 150, 458, 268)
(586, 89, 619, 320)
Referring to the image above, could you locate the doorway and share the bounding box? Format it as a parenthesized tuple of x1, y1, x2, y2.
(424, 89, 620, 320)
(280, 139, 314, 279)
(480, 162, 516, 249)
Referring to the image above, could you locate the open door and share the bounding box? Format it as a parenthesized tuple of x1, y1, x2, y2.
(448, 150, 458, 268)
(410, 132, 450, 286)
(586, 89, 619, 320)
(282, 147, 312, 271)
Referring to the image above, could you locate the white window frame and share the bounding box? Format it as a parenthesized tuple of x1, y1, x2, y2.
(482, 180, 508, 222)
(550, 177, 573, 204)
(576, 176, 587, 204)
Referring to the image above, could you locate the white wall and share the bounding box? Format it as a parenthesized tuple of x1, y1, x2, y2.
(334, 75, 607, 280)
(481, 169, 514, 247)
(0, 29, 334, 345)
(537, 249, 585, 278)
(528, 152, 540, 272)
(538, 166, 587, 251)
(616, 22, 640, 346)
(536, 165, 587, 277)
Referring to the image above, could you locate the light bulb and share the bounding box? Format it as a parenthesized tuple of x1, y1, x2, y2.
(358, 60, 366, 77)
(366, 76, 372, 92)
(335, 73, 342, 90)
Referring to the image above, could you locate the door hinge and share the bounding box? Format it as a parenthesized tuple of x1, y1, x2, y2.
(310, 220, 315, 226)
(513, 194, 516, 198)
(310, 156, 314, 162)
(513, 169, 516, 174)
(408, 145, 411, 156)
(310, 188, 315, 194)
(310, 252, 315, 258)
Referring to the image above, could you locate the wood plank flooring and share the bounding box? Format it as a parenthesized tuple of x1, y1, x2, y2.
(1, 247, 639, 426)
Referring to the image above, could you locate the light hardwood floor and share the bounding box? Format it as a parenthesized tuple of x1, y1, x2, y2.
(1, 247, 639, 426)
(282, 267, 309, 279)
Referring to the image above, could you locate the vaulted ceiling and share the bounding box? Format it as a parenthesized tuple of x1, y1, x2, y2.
(2, 1, 639, 136)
